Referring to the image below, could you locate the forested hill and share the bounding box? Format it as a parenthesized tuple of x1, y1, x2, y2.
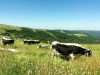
(0, 24, 100, 44)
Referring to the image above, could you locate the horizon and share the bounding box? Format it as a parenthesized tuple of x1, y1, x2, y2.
(1, 24, 100, 31)
(0, 0, 100, 30)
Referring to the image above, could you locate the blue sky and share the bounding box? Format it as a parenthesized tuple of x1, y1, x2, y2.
(0, 0, 100, 30)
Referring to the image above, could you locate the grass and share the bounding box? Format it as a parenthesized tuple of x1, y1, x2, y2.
(0, 41, 100, 75)
(68, 33, 87, 37)
(0, 24, 21, 33)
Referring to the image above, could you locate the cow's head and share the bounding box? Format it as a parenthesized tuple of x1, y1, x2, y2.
(50, 41, 60, 50)
(85, 48, 92, 56)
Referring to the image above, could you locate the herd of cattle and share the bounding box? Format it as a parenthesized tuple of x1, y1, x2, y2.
(1, 37, 40, 45)
(1, 37, 92, 60)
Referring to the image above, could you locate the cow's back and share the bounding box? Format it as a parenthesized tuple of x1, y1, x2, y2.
(51, 41, 84, 55)
(2, 38, 14, 45)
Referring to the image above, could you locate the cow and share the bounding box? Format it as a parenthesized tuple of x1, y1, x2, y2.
(23, 39, 40, 44)
(1, 37, 14, 45)
(51, 41, 92, 60)
(37, 44, 49, 49)
(46, 41, 52, 44)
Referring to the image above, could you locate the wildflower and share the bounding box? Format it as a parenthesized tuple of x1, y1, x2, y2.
(27, 70, 32, 75)
(89, 72, 92, 75)
(82, 71, 86, 75)
(80, 68, 82, 70)
(87, 66, 88, 68)
(2, 64, 3, 66)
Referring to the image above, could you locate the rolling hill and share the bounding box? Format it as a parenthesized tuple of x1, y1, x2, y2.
(0, 24, 100, 44)
(73, 30, 100, 37)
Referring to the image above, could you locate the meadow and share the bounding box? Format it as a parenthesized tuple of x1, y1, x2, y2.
(0, 40, 100, 75)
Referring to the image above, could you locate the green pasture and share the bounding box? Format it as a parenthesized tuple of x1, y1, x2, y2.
(0, 41, 100, 75)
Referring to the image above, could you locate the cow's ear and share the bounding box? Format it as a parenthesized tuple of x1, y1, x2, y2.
(88, 47, 91, 50)
(88, 48, 92, 53)
(85, 48, 90, 52)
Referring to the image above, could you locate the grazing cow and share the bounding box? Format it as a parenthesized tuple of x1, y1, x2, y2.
(37, 44, 49, 49)
(51, 41, 92, 60)
(23, 39, 40, 44)
(46, 41, 52, 44)
(1, 37, 14, 45)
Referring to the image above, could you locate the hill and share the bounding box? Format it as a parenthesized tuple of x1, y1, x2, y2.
(72, 30, 100, 37)
(0, 24, 100, 44)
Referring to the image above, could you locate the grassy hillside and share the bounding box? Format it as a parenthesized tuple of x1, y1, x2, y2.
(71, 30, 100, 37)
(0, 39, 100, 75)
(0, 24, 100, 44)
(0, 24, 100, 75)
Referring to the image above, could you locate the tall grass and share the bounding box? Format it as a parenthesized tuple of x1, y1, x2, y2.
(0, 41, 100, 75)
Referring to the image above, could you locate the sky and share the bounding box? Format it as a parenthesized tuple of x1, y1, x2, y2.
(0, 0, 100, 30)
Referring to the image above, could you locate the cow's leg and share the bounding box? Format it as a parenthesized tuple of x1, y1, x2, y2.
(60, 55, 69, 60)
(69, 53, 75, 60)
(52, 50, 56, 57)
(52, 49, 60, 58)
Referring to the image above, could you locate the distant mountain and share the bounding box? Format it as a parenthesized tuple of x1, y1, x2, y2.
(0, 24, 100, 44)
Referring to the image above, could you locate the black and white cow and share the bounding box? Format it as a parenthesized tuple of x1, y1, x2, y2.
(23, 39, 40, 44)
(46, 41, 52, 44)
(1, 37, 14, 45)
(37, 44, 49, 49)
(51, 41, 92, 60)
